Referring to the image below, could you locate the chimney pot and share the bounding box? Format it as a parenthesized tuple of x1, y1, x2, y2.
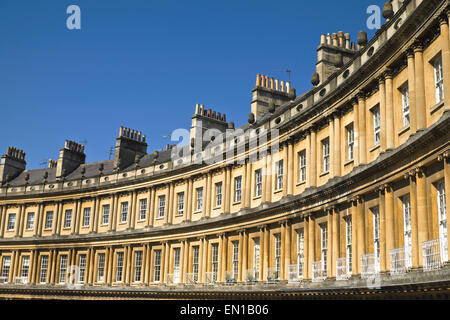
(256, 74, 261, 86)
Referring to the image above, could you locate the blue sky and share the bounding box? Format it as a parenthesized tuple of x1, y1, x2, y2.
(0, 0, 380, 170)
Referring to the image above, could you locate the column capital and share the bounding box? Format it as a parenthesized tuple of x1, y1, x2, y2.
(438, 150, 450, 162)
(257, 224, 268, 231)
(412, 39, 424, 52)
(406, 47, 415, 58)
(356, 90, 367, 100)
(383, 67, 393, 79)
(414, 166, 425, 177)
(438, 12, 449, 26)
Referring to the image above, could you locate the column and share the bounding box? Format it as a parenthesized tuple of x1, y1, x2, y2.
(287, 139, 294, 195)
(357, 91, 367, 163)
(352, 99, 360, 166)
(129, 191, 137, 229)
(259, 227, 264, 281)
(221, 233, 227, 282)
(164, 184, 172, 225)
(205, 172, 212, 217)
(384, 185, 395, 270)
(144, 244, 150, 285)
(328, 117, 335, 177)
(280, 222, 286, 280)
(90, 197, 98, 233)
(245, 159, 253, 207)
(407, 49, 417, 133)
(0, 205, 5, 237)
(414, 42, 427, 130)
(310, 129, 317, 187)
(146, 188, 153, 228)
(201, 238, 208, 283)
(357, 197, 366, 274)
(351, 200, 359, 274)
(282, 142, 288, 196)
(71, 199, 79, 234)
(440, 14, 450, 109)
(14, 204, 24, 237)
(333, 114, 341, 177)
(238, 231, 244, 282)
(34, 203, 43, 237)
(308, 215, 315, 279)
(407, 172, 419, 269)
(378, 188, 387, 272)
(163, 242, 169, 284)
(108, 194, 116, 232)
(242, 230, 248, 282)
(379, 76, 387, 151)
(186, 178, 193, 221)
(263, 225, 269, 281)
(415, 167, 429, 266)
(385, 70, 395, 149)
(182, 240, 188, 284)
(284, 220, 291, 280)
(225, 167, 232, 213)
(444, 153, 450, 260)
(332, 207, 340, 277)
(304, 217, 309, 279)
(264, 152, 272, 203)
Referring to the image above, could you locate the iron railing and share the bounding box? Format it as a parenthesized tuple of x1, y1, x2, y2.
(204, 272, 217, 286)
(361, 253, 379, 279)
(225, 271, 237, 285)
(246, 269, 257, 284)
(312, 261, 325, 282)
(0, 276, 8, 284)
(288, 264, 301, 283)
(185, 273, 199, 286)
(336, 258, 350, 281)
(14, 276, 28, 285)
(390, 247, 409, 276)
(266, 268, 280, 284)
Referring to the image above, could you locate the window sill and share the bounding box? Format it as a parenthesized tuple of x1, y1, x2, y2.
(319, 171, 329, 178)
(398, 125, 410, 136)
(193, 210, 202, 214)
(232, 201, 242, 206)
(344, 159, 354, 167)
(430, 100, 445, 114)
(213, 206, 222, 210)
(175, 213, 184, 217)
(296, 181, 306, 187)
(253, 196, 262, 200)
(156, 217, 164, 221)
(370, 144, 380, 153)
(273, 189, 283, 194)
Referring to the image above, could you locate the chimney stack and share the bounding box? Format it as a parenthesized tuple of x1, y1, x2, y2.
(0, 147, 27, 185)
(113, 126, 148, 170)
(315, 31, 357, 85)
(251, 73, 296, 121)
(56, 140, 86, 178)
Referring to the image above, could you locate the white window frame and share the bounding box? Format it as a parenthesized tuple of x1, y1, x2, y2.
(402, 195, 412, 269)
(276, 160, 284, 190)
(1, 256, 11, 279)
(299, 151, 307, 183)
(82, 207, 91, 227)
(434, 56, 444, 104)
(59, 255, 67, 284)
(211, 244, 219, 282)
(158, 196, 165, 218)
(116, 252, 124, 282)
(139, 199, 147, 221)
(39, 255, 49, 284)
(297, 230, 304, 277)
(215, 183, 222, 207)
(97, 253, 105, 283)
(346, 218, 352, 274)
(134, 251, 143, 282)
(7, 213, 16, 231)
(196, 188, 203, 212)
(253, 239, 260, 280)
(321, 224, 328, 274)
(173, 248, 181, 283)
(322, 139, 330, 173)
(153, 250, 161, 283)
(274, 234, 281, 277)
(346, 124, 354, 161)
(78, 254, 86, 284)
(20, 256, 30, 279)
(44, 211, 53, 230)
(26, 212, 35, 230)
(372, 106, 381, 146)
(192, 246, 200, 282)
(101, 205, 109, 225)
(437, 181, 448, 262)
(120, 202, 128, 223)
(232, 241, 239, 280)
(64, 209, 72, 229)
(401, 84, 410, 127)
(177, 192, 184, 216)
(372, 207, 381, 269)
(234, 177, 242, 203)
(255, 169, 263, 197)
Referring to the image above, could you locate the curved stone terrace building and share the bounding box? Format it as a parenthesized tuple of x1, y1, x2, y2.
(0, 0, 450, 299)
